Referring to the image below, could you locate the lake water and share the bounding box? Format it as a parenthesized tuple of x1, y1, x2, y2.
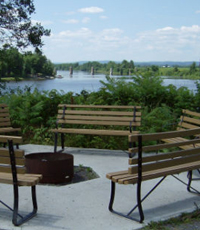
(5, 70, 199, 94)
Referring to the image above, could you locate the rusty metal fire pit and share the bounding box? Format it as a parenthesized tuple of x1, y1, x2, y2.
(25, 152, 74, 184)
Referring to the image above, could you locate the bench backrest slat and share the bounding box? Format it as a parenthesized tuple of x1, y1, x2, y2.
(0, 104, 12, 128)
(57, 115, 141, 122)
(57, 110, 141, 117)
(128, 128, 200, 176)
(59, 104, 141, 109)
(0, 138, 25, 174)
(182, 109, 200, 118)
(56, 104, 142, 129)
(180, 116, 200, 126)
(0, 135, 23, 144)
(58, 119, 141, 127)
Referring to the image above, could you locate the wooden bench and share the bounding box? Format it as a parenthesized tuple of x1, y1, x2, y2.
(106, 128, 200, 223)
(52, 104, 142, 152)
(0, 103, 21, 147)
(162, 109, 200, 149)
(0, 135, 42, 226)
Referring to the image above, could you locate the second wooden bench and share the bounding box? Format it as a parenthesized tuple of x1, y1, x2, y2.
(52, 104, 142, 152)
(162, 109, 200, 149)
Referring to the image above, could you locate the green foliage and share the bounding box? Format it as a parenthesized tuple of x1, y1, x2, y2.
(142, 106, 177, 133)
(0, 0, 50, 50)
(0, 48, 55, 79)
(0, 71, 199, 147)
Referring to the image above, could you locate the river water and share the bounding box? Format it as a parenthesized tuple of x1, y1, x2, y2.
(5, 70, 199, 94)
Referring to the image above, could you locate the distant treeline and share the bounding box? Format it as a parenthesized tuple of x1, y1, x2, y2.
(0, 47, 55, 79)
(54, 60, 200, 79)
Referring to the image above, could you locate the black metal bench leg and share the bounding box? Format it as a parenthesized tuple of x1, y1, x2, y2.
(108, 181, 115, 212)
(187, 170, 193, 192)
(12, 185, 38, 226)
(54, 132, 58, 152)
(61, 133, 64, 150)
(137, 180, 144, 223)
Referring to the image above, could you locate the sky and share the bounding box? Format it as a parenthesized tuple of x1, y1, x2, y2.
(32, 0, 200, 63)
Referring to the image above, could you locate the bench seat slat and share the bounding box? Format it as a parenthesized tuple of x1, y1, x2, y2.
(0, 135, 23, 143)
(52, 128, 139, 136)
(0, 172, 42, 186)
(107, 160, 200, 185)
(106, 170, 128, 179)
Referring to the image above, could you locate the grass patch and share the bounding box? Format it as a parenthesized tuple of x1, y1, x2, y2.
(140, 209, 200, 230)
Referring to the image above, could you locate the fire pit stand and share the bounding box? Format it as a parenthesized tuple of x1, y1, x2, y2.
(25, 152, 74, 184)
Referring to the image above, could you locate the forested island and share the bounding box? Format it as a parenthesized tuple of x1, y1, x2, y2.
(0, 47, 55, 80)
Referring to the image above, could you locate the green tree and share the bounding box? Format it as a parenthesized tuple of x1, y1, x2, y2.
(0, 0, 50, 50)
(132, 72, 166, 111)
(1, 47, 23, 78)
(189, 62, 197, 74)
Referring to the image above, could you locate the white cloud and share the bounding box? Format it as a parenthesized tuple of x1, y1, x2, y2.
(53, 27, 92, 39)
(82, 17, 90, 24)
(78, 7, 104, 14)
(65, 11, 75, 16)
(100, 15, 108, 20)
(43, 25, 200, 62)
(62, 19, 79, 24)
(32, 19, 53, 26)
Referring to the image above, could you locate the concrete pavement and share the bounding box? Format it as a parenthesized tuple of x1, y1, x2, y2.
(1, 144, 200, 230)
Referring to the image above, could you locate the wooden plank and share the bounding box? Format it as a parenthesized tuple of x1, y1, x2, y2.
(0, 122, 11, 127)
(58, 104, 141, 109)
(106, 170, 128, 179)
(178, 122, 199, 129)
(180, 116, 200, 126)
(182, 109, 200, 118)
(52, 128, 139, 136)
(129, 146, 200, 165)
(0, 127, 21, 133)
(0, 172, 42, 186)
(0, 103, 8, 108)
(129, 128, 200, 142)
(57, 109, 141, 116)
(115, 160, 200, 185)
(0, 166, 26, 174)
(57, 114, 141, 122)
(0, 117, 10, 121)
(0, 135, 23, 143)
(129, 138, 200, 154)
(57, 119, 140, 126)
(128, 151, 200, 174)
(0, 157, 24, 165)
(0, 148, 24, 157)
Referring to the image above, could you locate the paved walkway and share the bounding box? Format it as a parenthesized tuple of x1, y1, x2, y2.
(1, 144, 200, 230)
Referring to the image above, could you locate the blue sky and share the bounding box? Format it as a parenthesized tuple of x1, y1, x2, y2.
(32, 0, 200, 63)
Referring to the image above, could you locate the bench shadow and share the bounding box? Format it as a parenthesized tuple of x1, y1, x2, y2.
(0, 207, 69, 229)
(130, 196, 200, 223)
